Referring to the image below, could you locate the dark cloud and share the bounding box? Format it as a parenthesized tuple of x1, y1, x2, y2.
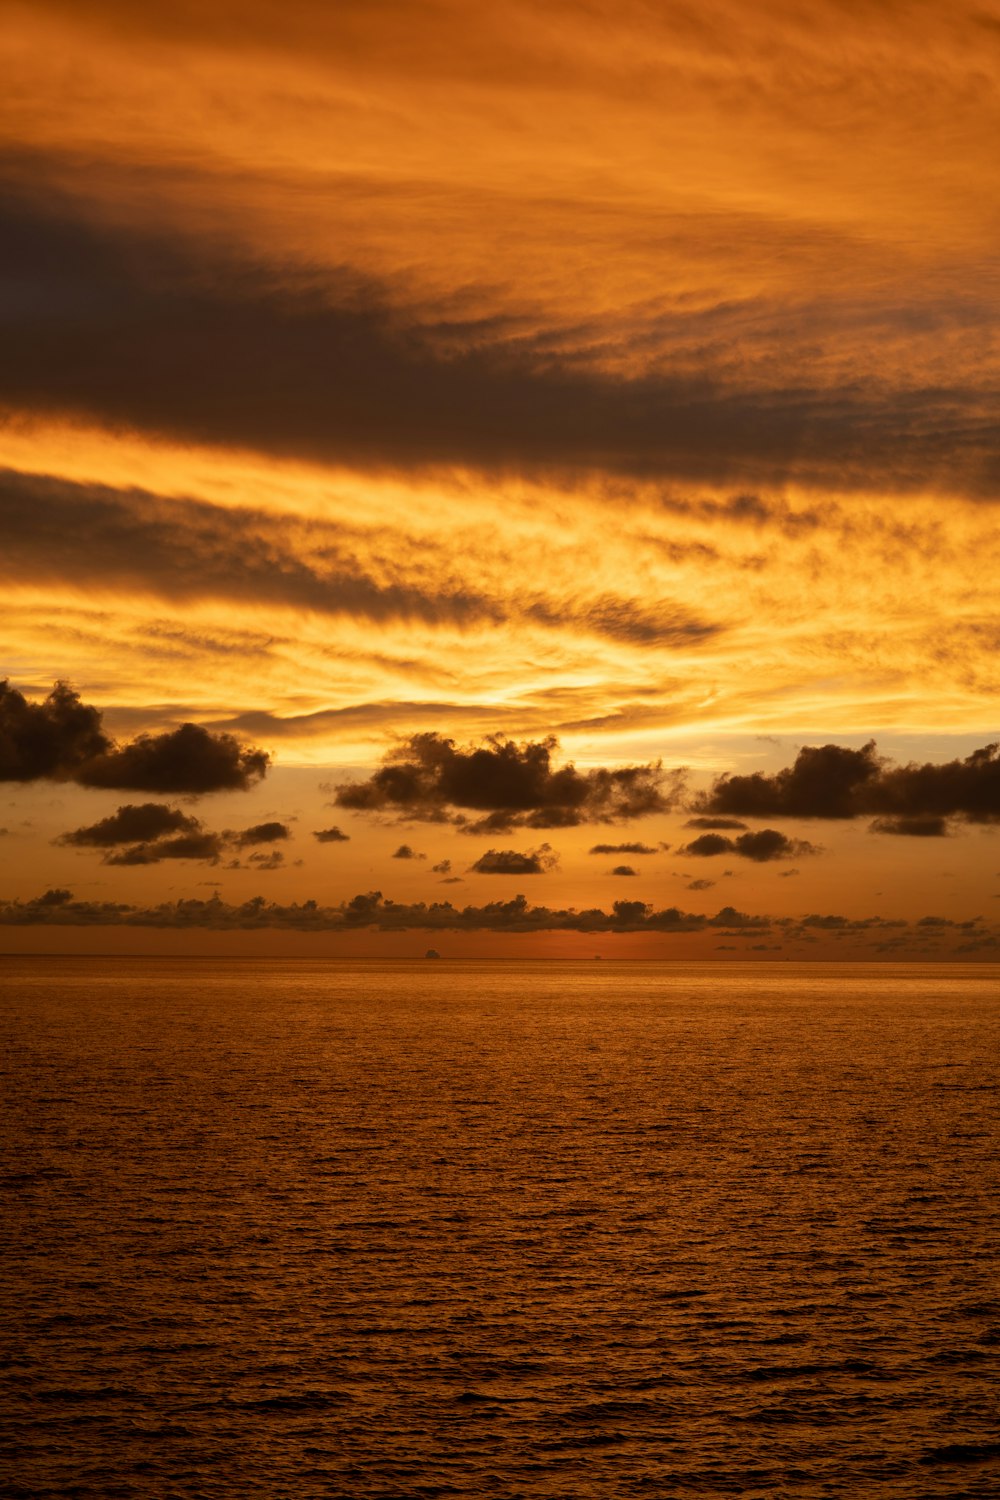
(392, 843, 424, 860)
(611, 865, 637, 876)
(57, 801, 223, 864)
(56, 802, 290, 866)
(105, 831, 224, 866)
(333, 732, 682, 826)
(588, 841, 657, 854)
(469, 845, 558, 875)
(0, 887, 770, 934)
(0, 679, 108, 782)
(684, 816, 748, 831)
(686, 878, 715, 891)
(233, 821, 290, 846)
(57, 802, 199, 847)
(431, 859, 452, 874)
(700, 742, 881, 820)
(313, 825, 350, 843)
(869, 815, 951, 837)
(78, 722, 269, 795)
(0, 680, 268, 793)
(246, 850, 285, 871)
(0, 189, 995, 495)
(680, 828, 818, 862)
(699, 741, 1000, 826)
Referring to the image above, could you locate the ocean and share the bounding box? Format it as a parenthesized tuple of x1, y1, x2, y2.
(1, 958, 998, 1498)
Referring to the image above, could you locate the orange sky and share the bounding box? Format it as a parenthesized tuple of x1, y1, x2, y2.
(2, 0, 999, 957)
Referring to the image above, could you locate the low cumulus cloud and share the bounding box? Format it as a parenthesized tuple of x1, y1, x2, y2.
(57, 802, 290, 867)
(699, 740, 1000, 828)
(333, 732, 683, 828)
(0, 888, 771, 935)
(313, 825, 350, 843)
(231, 821, 290, 847)
(1, 680, 268, 793)
(58, 803, 198, 848)
(611, 864, 638, 876)
(469, 844, 558, 875)
(679, 828, 818, 862)
(392, 843, 425, 859)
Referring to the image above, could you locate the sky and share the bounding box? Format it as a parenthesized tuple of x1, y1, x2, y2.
(2, 0, 999, 958)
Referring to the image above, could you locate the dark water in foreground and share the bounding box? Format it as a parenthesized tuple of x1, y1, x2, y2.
(1, 959, 999, 1499)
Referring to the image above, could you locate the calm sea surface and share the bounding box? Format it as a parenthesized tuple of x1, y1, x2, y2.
(1, 959, 999, 1498)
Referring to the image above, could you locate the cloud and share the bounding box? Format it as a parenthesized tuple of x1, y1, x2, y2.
(611, 864, 638, 876)
(1, 680, 268, 793)
(0, 464, 718, 654)
(105, 831, 224, 866)
(1, 189, 996, 498)
(0, 679, 108, 783)
(869, 815, 951, 837)
(431, 859, 452, 874)
(686, 878, 716, 891)
(392, 843, 425, 860)
(699, 741, 1000, 826)
(333, 732, 682, 826)
(57, 802, 198, 847)
(246, 850, 284, 871)
(313, 826, 350, 843)
(469, 844, 558, 875)
(78, 722, 269, 795)
(684, 816, 748, 831)
(0, 886, 771, 934)
(679, 828, 818, 862)
(588, 841, 658, 854)
(57, 802, 288, 866)
(232, 821, 290, 846)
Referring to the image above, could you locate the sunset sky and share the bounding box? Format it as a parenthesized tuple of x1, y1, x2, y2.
(2, 0, 999, 957)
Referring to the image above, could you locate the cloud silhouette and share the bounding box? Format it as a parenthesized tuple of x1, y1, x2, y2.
(699, 740, 1000, 826)
(334, 732, 682, 826)
(680, 828, 818, 862)
(57, 802, 199, 847)
(1, 680, 268, 793)
(313, 826, 350, 843)
(469, 844, 558, 875)
(392, 843, 425, 859)
(0, 887, 771, 934)
(232, 821, 290, 846)
(868, 815, 951, 837)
